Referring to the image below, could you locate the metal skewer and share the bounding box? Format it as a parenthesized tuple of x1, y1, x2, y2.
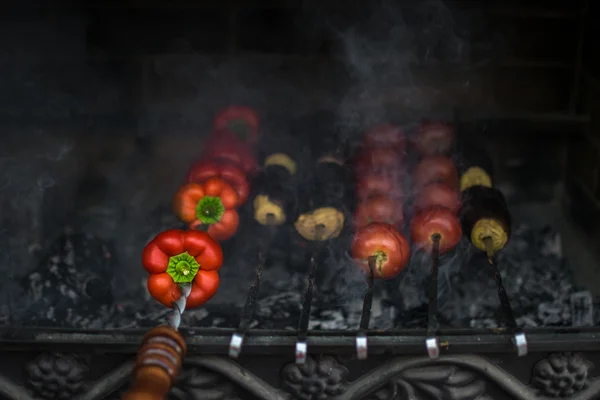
(295, 224, 325, 364)
(167, 283, 192, 331)
(425, 233, 441, 360)
(356, 256, 375, 360)
(229, 255, 264, 358)
(123, 283, 191, 399)
(229, 214, 277, 359)
(484, 237, 528, 356)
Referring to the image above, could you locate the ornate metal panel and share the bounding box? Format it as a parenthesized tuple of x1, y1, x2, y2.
(1, 330, 600, 399)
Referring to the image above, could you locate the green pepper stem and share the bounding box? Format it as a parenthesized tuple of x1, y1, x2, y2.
(196, 196, 225, 225)
(166, 252, 200, 283)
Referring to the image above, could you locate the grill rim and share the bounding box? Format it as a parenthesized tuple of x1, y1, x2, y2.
(1, 327, 600, 354)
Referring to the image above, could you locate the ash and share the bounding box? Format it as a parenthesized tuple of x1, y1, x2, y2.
(4, 214, 596, 330)
(439, 225, 590, 329)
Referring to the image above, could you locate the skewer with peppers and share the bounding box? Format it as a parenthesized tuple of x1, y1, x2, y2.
(172, 106, 261, 242)
(124, 229, 224, 399)
(124, 105, 260, 398)
(408, 120, 462, 360)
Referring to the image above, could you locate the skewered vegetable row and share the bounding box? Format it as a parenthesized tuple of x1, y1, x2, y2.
(145, 105, 260, 308)
(414, 121, 455, 157)
(172, 108, 260, 242)
(294, 133, 351, 242)
(410, 121, 462, 254)
(351, 123, 411, 280)
(457, 141, 511, 257)
(251, 129, 300, 226)
(129, 106, 259, 398)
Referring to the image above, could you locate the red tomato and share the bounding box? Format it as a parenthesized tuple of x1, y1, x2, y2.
(354, 146, 403, 174)
(410, 206, 462, 254)
(354, 195, 404, 229)
(203, 130, 258, 176)
(412, 156, 458, 192)
(414, 121, 455, 156)
(413, 182, 461, 214)
(351, 222, 411, 279)
(363, 123, 406, 152)
(355, 171, 404, 201)
(213, 105, 260, 145)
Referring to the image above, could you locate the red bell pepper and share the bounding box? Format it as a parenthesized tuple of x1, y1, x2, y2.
(186, 158, 250, 205)
(203, 130, 258, 176)
(142, 229, 223, 308)
(173, 176, 240, 242)
(213, 105, 260, 145)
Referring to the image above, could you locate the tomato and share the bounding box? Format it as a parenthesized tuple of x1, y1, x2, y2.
(363, 123, 406, 151)
(142, 229, 223, 308)
(412, 156, 458, 191)
(203, 130, 258, 176)
(355, 171, 404, 201)
(354, 195, 404, 229)
(414, 121, 454, 156)
(413, 182, 461, 213)
(351, 222, 411, 279)
(410, 206, 462, 254)
(354, 146, 403, 174)
(186, 158, 250, 205)
(213, 105, 260, 145)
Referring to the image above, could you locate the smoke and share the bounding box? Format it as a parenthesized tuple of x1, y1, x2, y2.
(0, 0, 497, 327)
(325, 0, 492, 306)
(334, 0, 480, 126)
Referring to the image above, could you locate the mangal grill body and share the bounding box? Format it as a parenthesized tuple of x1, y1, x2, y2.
(1, 0, 600, 399)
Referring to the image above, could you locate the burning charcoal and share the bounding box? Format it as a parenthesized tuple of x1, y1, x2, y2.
(537, 302, 569, 326)
(254, 292, 302, 330)
(309, 309, 347, 330)
(438, 223, 585, 329)
(17, 231, 117, 328)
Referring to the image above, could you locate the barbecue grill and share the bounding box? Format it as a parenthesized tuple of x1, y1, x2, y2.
(1, 0, 600, 399)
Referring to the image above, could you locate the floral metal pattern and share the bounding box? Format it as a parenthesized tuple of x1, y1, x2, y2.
(531, 353, 593, 398)
(0, 352, 597, 400)
(281, 356, 349, 400)
(25, 352, 88, 399)
(171, 366, 241, 400)
(365, 364, 490, 400)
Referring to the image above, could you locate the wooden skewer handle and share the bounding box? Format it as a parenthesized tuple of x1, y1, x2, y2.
(122, 326, 187, 400)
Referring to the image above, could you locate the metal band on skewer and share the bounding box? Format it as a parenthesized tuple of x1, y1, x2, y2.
(425, 234, 441, 360)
